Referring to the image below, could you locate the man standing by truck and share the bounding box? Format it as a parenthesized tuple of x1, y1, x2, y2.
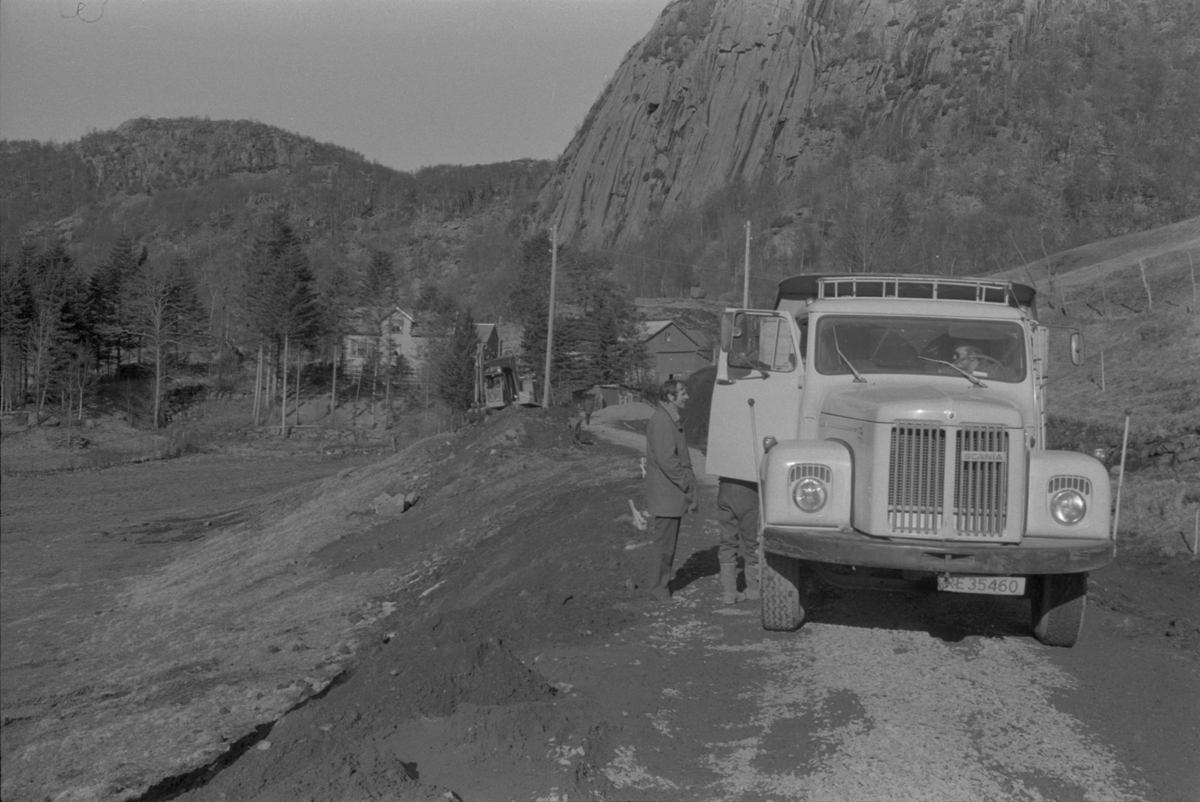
(716, 478, 759, 604)
(643, 380, 696, 600)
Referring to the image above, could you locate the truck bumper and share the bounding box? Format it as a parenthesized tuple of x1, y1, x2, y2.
(762, 526, 1115, 575)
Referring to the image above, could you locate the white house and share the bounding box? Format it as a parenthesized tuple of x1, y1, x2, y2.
(343, 307, 426, 376)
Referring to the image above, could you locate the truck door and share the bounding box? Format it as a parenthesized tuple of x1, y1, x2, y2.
(1032, 324, 1049, 449)
(706, 310, 803, 482)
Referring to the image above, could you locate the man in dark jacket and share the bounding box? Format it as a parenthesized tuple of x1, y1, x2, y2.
(643, 379, 696, 600)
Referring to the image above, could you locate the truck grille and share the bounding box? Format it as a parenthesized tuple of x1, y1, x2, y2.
(888, 422, 945, 534)
(954, 426, 1009, 536)
(887, 422, 1010, 538)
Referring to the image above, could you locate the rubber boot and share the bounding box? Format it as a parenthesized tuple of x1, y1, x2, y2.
(719, 562, 745, 604)
(743, 563, 760, 601)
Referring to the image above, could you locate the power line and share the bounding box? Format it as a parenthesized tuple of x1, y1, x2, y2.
(569, 243, 783, 287)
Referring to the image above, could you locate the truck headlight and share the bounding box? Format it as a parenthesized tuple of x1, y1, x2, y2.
(1050, 489, 1087, 525)
(793, 477, 828, 512)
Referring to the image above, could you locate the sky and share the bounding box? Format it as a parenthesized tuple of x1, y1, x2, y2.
(0, 0, 669, 172)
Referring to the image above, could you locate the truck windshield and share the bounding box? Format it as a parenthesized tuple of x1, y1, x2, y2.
(814, 315, 1027, 383)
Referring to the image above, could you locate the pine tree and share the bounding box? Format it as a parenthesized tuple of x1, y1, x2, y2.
(26, 242, 82, 421)
(86, 233, 145, 371)
(511, 233, 552, 383)
(316, 259, 354, 416)
(241, 209, 320, 426)
(360, 248, 398, 400)
(434, 306, 479, 412)
(0, 254, 32, 411)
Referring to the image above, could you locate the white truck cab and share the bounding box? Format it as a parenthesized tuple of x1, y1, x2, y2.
(707, 274, 1113, 646)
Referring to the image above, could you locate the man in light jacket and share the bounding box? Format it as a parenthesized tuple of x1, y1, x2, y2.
(644, 379, 696, 600)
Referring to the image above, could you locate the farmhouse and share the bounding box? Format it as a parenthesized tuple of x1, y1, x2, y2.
(641, 320, 711, 381)
(342, 307, 426, 376)
(342, 309, 504, 378)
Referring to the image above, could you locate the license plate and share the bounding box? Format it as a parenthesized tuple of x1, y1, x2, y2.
(937, 575, 1026, 596)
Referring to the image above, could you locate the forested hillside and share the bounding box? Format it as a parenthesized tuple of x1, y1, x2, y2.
(1, 117, 551, 310)
(0, 117, 654, 425)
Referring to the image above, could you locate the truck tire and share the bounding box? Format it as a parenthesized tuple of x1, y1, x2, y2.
(1030, 572, 1088, 647)
(761, 552, 805, 631)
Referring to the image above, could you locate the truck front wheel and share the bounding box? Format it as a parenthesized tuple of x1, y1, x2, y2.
(1030, 572, 1088, 647)
(761, 552, 806, 631)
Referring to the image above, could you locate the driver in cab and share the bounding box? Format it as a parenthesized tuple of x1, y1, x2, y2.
(953, 344, 985, 374)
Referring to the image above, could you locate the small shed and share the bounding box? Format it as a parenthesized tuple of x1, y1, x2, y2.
(594, 384, 637, 406)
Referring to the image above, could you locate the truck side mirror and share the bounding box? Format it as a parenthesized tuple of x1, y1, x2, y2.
(1070, 332, 1083, 366)
(720, 312, 740, 351)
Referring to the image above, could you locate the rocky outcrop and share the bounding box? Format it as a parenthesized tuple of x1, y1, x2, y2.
(538, 0, 1051, 244)
(74, 117, 339, 194)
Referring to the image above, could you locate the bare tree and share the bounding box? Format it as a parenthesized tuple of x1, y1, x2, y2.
(125, 254, 202, 428)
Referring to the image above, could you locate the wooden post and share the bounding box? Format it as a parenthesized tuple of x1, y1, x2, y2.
(330, 342, 338, 425)
(1113, 410, 1132, 540)
(1190, 251, 1196, 313)
(384, 357, 391, 430)
(1139, 259, 1152, 311)
(253, 343, 263, 425)
(267, 349, 276, 426)
(295, 347, 301, 427)
(542, 225, 557, 408)
(743, 221, 751, 307)
(280, 334, 289, 437)
(1100, 350, 1105, 393)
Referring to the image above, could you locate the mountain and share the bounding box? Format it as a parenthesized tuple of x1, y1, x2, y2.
(1, 117, 552, 319)
(3, 0, 1197, 317)
(537, 0, 1199, 285)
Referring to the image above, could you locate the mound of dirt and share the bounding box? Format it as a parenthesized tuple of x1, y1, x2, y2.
(177, 637, 556, 802)
(163, 405, 650, 802)
(360, 635, 556, 720)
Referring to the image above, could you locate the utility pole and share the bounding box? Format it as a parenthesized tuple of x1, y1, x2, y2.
(743, 221, 751, 307)
(542, 225, 558, 408)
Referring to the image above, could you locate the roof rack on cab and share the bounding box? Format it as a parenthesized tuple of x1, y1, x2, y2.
(774, 273, 1037, 316)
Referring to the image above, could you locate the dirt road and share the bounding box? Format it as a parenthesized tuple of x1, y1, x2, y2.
(180, 406, 1199, 802)
(2, 407, 1197, 801)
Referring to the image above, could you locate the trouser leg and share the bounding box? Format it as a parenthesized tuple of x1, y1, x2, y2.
(646, 516, 680, 596)
(716, 482, 742, 566)
(735, 483, 761, 598)
(718, 480, 760, 594)
(717, 482, 746, 603)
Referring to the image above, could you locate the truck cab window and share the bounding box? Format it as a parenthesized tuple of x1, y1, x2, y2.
(815, 316, 1026, 382)
(729, 314, 796, 372)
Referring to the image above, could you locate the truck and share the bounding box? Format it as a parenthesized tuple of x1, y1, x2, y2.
(476, 354, 540, 410)
(706, 274, 1115, 647)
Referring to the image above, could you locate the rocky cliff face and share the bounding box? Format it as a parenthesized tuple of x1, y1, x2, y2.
(538, 0, 1052, 244)
(75, 117, 331, 194)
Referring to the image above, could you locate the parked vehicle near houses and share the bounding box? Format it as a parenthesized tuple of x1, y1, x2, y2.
(706, 274, 1114, 647)
(477, 355, 539, 410)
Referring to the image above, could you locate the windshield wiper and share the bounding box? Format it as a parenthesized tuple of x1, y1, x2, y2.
(833, 331, 866, 383)
(919, 356, 987, 388)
